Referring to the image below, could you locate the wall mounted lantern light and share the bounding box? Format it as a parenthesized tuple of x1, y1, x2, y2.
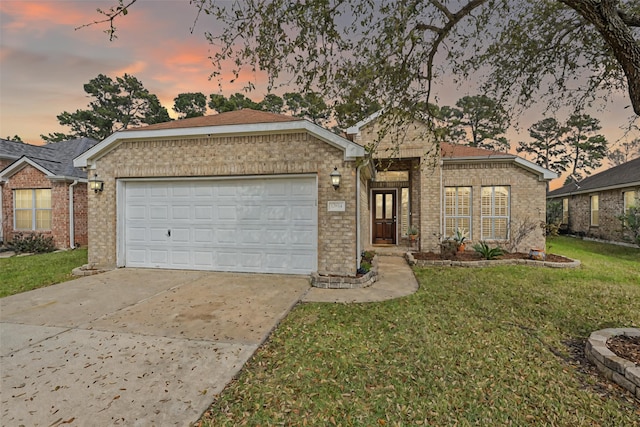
(330, 167, 341, 190)
(89, 173, 104, 193)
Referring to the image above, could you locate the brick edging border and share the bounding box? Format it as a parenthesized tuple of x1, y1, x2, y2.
(405, 252, 581, 268)
(585, 328, 640, 401)
(311, 256, 378, 289)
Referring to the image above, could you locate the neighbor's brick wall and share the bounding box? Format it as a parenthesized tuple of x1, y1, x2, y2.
(437, 162, 547, 252)
(1, 165, 89, 248)
(561, 186, 639, 243)
(0, 159, 14, 170)
(89, 132, 358, 276)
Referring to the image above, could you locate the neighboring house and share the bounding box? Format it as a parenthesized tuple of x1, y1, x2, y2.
(73, 109, 556, 277)
(547, 157, 640, 244)
(1, 138, 98, 248)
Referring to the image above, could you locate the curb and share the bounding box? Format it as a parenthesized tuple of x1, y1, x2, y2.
(585, 328, 640, 401)
(405, 252, 580, 268)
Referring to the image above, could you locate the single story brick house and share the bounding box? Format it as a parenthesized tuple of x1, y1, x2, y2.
(74, 109, 556, 276)
(1, 137, 97, 248)
(547, 157, 640, 245)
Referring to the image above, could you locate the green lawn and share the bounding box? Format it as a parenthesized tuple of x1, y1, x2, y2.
(0, 248, 88, 297)
(199, 236, 640, 426)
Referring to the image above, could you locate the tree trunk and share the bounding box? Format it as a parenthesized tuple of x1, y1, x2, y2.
(561, 0, 640, 116)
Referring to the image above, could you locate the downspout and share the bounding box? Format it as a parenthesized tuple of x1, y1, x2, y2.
(0, 181, 3, 243)
(69, 180, 79, 249)
(355, 158, 370, 270)
(439, 159, 444, 245)
(356, 163, 363, 270)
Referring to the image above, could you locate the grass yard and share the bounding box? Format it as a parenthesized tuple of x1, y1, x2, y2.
(199, 236, 640, 426)
(0, 248, 88, 297)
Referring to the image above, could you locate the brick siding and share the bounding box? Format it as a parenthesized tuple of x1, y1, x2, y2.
(558, 186, 639, 243)
(88, 132, 358, 275)
(1, 164, 88, 248)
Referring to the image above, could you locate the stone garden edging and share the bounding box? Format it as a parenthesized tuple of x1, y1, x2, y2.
(311, 256, 378, 289)
(585, 328, 640, 401)
(405, 252, 581, 268)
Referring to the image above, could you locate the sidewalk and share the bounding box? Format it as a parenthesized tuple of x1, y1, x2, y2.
(302, 255, 418, 303)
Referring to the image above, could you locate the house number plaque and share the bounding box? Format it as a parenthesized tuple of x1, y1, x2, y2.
(327, 201, 346, 212)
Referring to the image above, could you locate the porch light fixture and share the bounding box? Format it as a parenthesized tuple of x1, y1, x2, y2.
(330, 167, 342, 190)
(89, 173, 104, 193)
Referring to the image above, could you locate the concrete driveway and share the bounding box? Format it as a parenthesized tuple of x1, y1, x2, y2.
(0, 268, 309, 426)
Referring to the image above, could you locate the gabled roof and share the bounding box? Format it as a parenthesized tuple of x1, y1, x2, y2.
(441, 143, 557, 181)
(74, 109, 365, 168)
(548, 157, 640, 197)
(0, 137, 98, 181)
(0, 138, 55, 161)
(130, 109, 303, 131)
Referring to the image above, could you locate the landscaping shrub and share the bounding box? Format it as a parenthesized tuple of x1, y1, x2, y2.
(10, 233, 56, 254)
(472, 241, 505, 260)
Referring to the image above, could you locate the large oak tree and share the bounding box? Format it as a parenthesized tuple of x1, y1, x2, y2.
(92, 0, 639, 134)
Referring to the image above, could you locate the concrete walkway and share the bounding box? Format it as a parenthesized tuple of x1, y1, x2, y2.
(303, 255, 419, 303)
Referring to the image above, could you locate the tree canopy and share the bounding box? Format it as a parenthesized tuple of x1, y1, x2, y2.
(43, 73, 170, 142)
(436, 95, 510, 151)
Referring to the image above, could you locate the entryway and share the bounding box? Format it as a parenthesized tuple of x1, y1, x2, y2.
(372, 190, 397, 244)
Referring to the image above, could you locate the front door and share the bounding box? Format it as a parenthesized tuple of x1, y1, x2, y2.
(372, 190, 396, 244)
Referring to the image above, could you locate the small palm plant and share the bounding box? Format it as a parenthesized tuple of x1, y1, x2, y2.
(472, 241, 505, 260)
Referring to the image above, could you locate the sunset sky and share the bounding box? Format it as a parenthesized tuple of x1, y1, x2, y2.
(1, 0, 638, 182)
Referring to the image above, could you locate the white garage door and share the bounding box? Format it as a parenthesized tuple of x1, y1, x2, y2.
(120, 176, 317, 274)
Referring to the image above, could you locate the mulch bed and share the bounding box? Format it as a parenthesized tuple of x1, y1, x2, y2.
(607, 335, 640, 366)
(411, 251, 573, 263)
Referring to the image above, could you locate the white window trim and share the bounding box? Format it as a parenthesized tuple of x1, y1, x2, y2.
(481, 186, 510, 240)
(13, 189, 52, 231)
(444, 186, 472, 239)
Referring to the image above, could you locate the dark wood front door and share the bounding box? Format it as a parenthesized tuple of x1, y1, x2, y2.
(372, 190, 397, 244)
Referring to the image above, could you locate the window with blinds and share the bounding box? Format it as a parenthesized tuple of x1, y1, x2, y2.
(562, 198, 569, 224)
(481, 186, 510, 240)
(444, 187, 471, 238)
(14, 189, 52, 230)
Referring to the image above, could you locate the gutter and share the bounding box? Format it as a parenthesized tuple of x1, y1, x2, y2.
(68, 180, 79, 248)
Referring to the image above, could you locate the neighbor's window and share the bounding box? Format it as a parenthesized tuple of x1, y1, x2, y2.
(590, 195, 599, 226)
(624, 191, 637, 214)
(623, 191, 637, 226)
(562, 198, 569, 224)
(481, 186, 510, 240)
(14, 189, 52, 230)
(444, 187, 471, 238)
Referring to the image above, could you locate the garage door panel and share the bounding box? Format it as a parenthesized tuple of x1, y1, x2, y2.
(149, 206, 168, 220)
(123, 177, 317, 274)
(217, 205, 237, 220)
(195, 206, 213, 219)
(127, 205, 147, 220)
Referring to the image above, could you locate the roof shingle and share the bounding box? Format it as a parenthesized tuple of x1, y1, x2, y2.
(129, 109, 303, 132)
(0, 137, 98, 179)
(548, 157, 640, 197)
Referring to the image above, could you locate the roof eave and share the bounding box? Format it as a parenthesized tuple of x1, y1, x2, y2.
(442, 155, 557, 181)
(548, 181, 640, 198)
(74, 120, 365, 168)
(0, 157, 55, 180)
